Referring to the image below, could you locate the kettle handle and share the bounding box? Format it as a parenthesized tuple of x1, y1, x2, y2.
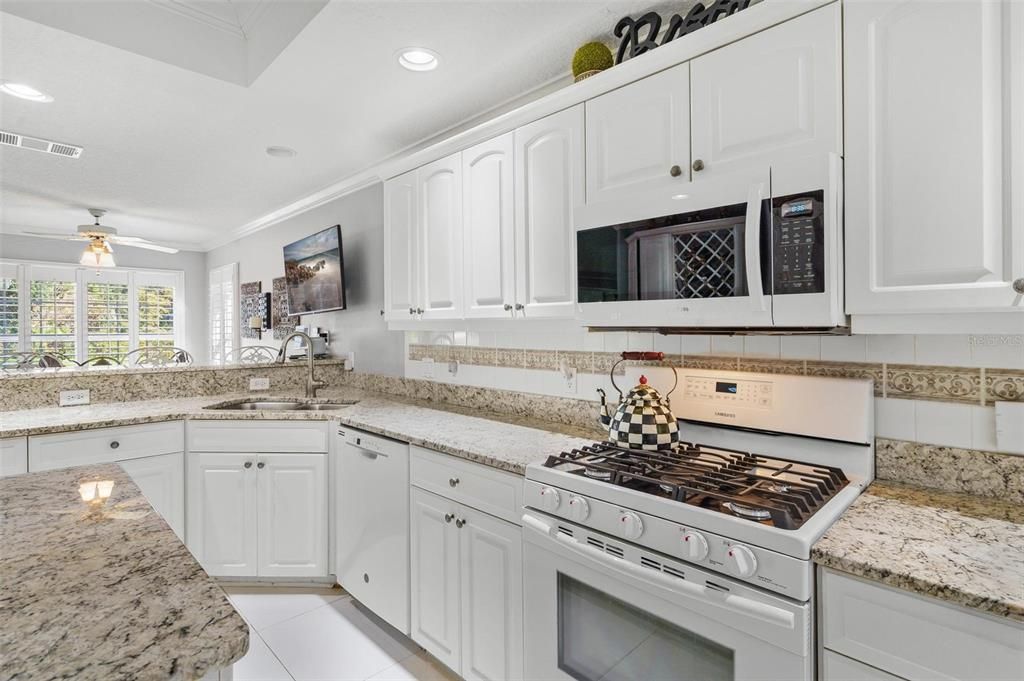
(609, 351, 666, 398)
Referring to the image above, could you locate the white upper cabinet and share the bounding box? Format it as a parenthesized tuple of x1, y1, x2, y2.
(383, 169, 419, 321)
(582, 63, 691, 227)
(418, 153, 464, 319)
(690, 2, 841, 182)
(514, 105, 584, 319)
(463, 133, 516, 318)
(845, 0, 1024, 328)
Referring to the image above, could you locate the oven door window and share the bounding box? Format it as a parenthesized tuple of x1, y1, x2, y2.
(557, 574, 734, 681)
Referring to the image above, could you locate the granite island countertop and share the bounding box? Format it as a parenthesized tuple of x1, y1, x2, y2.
(812, 481, 1024, 623)
(0, 388, 601, 475)
(0, 463, 249, 680)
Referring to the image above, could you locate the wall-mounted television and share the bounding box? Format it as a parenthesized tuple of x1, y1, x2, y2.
(283, 225, 346, 316)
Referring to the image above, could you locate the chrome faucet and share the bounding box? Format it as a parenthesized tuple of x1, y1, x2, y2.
(277, 331, 327, 398)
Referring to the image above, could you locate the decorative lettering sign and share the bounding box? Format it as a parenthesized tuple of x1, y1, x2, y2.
(614, 0, 752, 64)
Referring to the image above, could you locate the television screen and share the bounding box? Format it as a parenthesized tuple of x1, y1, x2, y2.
(283, 225, 346, 315)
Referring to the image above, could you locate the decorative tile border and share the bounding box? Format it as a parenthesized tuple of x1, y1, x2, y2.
(407, 344, 1023, 405)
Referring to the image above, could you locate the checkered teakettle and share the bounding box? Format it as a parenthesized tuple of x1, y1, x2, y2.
(597, 351, 679, 451)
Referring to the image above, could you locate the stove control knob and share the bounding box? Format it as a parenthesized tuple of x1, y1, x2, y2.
(566, 495, 590, 522)
(617, 511, 644, 540)
(726, 544, 758, 578)
(538, 486, 561, 512)
(681, 531, 709, 561)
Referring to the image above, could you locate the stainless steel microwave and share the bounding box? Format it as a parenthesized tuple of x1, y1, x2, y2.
(576, 154, 846, 332)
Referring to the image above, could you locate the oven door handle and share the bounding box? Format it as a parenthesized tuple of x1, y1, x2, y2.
(744, 180, 768, 311)
(522, 513, 795, 629)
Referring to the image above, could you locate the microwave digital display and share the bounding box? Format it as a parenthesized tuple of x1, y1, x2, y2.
(715, 382, 738, 394)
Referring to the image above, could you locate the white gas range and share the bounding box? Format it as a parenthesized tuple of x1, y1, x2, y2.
(522, 369, 874, 681)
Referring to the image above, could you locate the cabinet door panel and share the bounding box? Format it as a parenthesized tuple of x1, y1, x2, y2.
(257, 453, 327, 577)
(384, 170, 418, 321)
(583, 63, 691, 226)
(459, 509, 523, 681)
(463, 133, 516, 318)
(410, 487, 461, 672)
(690, 3, 840, 181)
(119, 451, 185, 542)
(514, 105, 583, 318)
(187, 452, 258, 577)
(845, 0, 1024, 313)
(419, 154, 463, 319)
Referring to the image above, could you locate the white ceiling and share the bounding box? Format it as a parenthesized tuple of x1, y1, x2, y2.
(0, 0, 665, 251)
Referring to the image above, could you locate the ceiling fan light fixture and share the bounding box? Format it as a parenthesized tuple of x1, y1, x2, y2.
(80, 238, 116, 268)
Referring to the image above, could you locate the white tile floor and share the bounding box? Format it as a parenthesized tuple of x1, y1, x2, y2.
(222, 586, 459, 681)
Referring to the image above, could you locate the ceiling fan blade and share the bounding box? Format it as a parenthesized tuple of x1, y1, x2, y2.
(109, 238, 179, 254)
(21, 231, 87, 241)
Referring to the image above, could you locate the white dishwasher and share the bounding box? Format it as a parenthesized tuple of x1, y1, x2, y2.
(336, 426, 410, 634)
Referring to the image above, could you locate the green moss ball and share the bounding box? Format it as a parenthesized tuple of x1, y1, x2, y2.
(572, 42, 614, 78)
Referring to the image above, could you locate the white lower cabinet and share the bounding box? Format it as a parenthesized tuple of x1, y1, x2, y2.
(410, 485, 523, 681)
(187, 451, 327, 578)
(0, 437, 28, 478)
(118, 451, 185, 541)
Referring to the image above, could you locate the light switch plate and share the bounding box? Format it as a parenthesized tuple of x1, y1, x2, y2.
(249, 377, 270, 391)
(59, 389, 90, 407)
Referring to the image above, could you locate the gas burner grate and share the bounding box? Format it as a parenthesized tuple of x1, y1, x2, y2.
(543, 441, 849, 529)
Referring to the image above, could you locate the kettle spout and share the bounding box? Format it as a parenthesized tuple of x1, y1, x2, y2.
(596, 388, 611, 427)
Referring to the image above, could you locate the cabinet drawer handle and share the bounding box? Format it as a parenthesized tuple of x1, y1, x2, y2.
(257, 462, 265, 469)
(669, 164, 682, 177)
(244, 461, 253, 469)
(109, 441, 120, 449)
(444, 513, 455, 523)
(449, 477, 459, 487)
(692, 159, 705, 172)
(1013, 278, 1024, 294)
(455, 518, 466, 529)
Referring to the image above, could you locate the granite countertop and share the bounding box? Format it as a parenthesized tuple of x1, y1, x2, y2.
(0, 389, 600, 475)
(0, 463, 249, 680)
(813, 481, 1024, 623)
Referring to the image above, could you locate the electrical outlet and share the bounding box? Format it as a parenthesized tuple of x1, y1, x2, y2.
(342, 351, 355, 371)
(421, 358, 435, 380)
(559, 359, 578, 394)
(249, 377, 270, 391)
(59, 389, 90, 407)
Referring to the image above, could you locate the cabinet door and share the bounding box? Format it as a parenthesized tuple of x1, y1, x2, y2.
(582, 63, 691, 227)
(690, 3, 840, 182)
(257, 453, 328, 578)
(845, 0, 1024, 314)
(514, 105, 584, 319)
(119, 451, 185, 542)
(187, 452, 258, 577)
(459, 508, 523, 681)
(463, 133, 516, 319)
(384, 170, 419, 321)
(410, 487, 461, 672)
(0, 437, 27, 478)
(418, 153, 464, 319)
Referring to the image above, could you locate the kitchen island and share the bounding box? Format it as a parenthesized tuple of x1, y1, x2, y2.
(0, 463, 248, 680)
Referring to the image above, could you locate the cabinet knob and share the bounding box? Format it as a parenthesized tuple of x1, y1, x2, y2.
(1013, 278, 1024, 294)
(669, 165, 682, 177)
(409, 307, 415, 315)
(449, 477, 460, 487)
(455, 518, 466, 529)
(244, 461, 253, 469)
(416, 308, 424, 315)
(257, 461, 265, 469)
(503, 303, 513, 311)
(692, 159, 705, 172)
(514, 303, 524, 311)
(109, 441, 119, 449)
(444, 513, 455, 523)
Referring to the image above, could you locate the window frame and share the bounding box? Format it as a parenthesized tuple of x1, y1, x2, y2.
(0, 259, 186, 363)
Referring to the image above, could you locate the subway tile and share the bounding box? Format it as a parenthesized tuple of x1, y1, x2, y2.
(710, 336, 743, 355)
(874, 398, 916, 441)
(915, 400, 973, 449)
(601, 332, 629, 353)
(914, 335, 972, 366)
(742, 336, 780, 358)
(969, 334, 1024, 370)
(819, 336, 867, 362)
(651, 334, 683, 355)
(681, 335, 712, 354)
(627, 332, 655, 352)
(865, 335, 915, 364)
(780, 336, 820, 360)
(970, 405, 998, 452)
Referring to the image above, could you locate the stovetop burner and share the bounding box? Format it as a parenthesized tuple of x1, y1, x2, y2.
(542, 441, 849, 530)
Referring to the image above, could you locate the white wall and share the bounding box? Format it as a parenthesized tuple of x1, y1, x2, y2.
(206, 182, 405, 376)
(0, 233, 208, 361)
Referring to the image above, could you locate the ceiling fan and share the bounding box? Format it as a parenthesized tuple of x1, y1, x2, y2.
(22, 209, 180, 267)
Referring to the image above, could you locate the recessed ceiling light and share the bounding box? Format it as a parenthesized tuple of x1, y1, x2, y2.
(0, 81, 54, 103)
(672, 194, 690, 200)
(397, 48, 439, 72)
(266, 146, 297, 158)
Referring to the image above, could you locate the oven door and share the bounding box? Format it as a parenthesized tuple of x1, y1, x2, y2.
(522, 512, 811, 681)
(577, 166, 772, 329)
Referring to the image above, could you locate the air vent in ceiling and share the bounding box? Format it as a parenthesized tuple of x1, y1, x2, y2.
(0, 130, 83, 159)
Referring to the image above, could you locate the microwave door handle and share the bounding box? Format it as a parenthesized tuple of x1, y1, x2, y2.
(521, 513, 795, 629)
(744, 181, 768, 311)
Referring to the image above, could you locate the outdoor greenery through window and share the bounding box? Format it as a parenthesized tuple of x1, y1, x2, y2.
(0, 262, 184, 365)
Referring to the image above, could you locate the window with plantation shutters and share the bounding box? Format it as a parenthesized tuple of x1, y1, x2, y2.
(208, 263, 238, 364)
(29, 266, 77, 360)
(0, 264, 19, 356)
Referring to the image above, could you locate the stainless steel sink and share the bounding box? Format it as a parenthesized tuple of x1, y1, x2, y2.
(205, 400, 356, 412)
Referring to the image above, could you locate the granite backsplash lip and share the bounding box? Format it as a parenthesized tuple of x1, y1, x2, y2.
(812, 481, 1024, 623)
(0, 463, 249, 680)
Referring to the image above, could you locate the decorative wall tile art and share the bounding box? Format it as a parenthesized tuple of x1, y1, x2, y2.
(271, 276, 297, 340)
(239, 281, 265, 339)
